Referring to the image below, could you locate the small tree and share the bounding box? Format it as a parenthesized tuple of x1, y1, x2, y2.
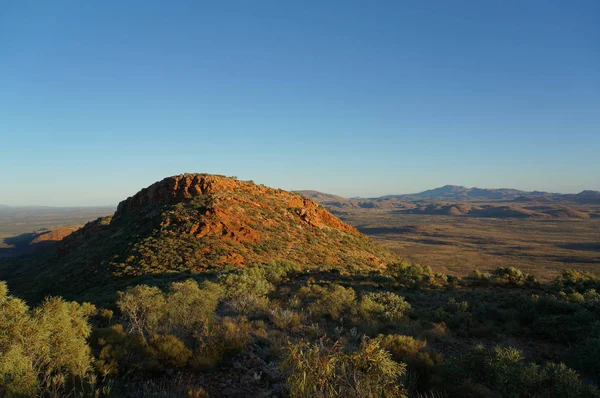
(117, 285, 166, 335)
(165, 279, 224, 335)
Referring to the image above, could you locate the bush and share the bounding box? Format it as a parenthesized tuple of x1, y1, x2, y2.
(297, 284, 356, 321)
(565, 338, 600, 382)
(357, 292, 412, 323)
(0, 282, 94, 396)
(281, 338, 407, 397)
(269, 307, 303, 330)
(376, 334, 441, 389)
(467, 267, 537, 287)
(554, 269, 600, 293)
(492, 266, 537, 286)
(94, 324, 156, 375)
(190, 317, 253, 371)
(377, 334, 427, 359)
(148, 334, 192, 369)
(220, 268, 273, 315)
(387, 261, 439, 287)
(165, 279, 224, 335)
(262, 260, 301, 284)
(117, 285, 166, 335)
(433, 298, 472, 332)
(443, 344, 599, 398)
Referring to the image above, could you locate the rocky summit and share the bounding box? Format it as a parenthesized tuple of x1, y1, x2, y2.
(1, 173, 396, 302)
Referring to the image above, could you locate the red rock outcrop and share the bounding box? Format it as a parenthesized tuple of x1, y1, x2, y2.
(116, 174, 359, 235)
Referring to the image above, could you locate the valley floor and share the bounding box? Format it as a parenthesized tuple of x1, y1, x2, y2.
(335, 209, 600, 280)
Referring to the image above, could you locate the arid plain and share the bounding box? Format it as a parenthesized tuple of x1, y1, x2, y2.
(335, 208, 600, 280)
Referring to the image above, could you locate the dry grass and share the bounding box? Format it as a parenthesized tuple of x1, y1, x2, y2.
(336, 208, 600, 281)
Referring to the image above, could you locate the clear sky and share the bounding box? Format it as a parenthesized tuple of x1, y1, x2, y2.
(1, 1, 599, 206)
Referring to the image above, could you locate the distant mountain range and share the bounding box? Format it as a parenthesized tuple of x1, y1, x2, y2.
(296, 186, 600, 219)
(298, 185, 600, 204)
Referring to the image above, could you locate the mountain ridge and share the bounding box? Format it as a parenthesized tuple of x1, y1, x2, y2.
(298, 185, 600, 203)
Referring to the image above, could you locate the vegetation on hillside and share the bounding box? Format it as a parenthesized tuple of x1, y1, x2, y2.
(1, 262, 599, 397)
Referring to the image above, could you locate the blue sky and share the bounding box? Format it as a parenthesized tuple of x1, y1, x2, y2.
(1, 1, 599, 206)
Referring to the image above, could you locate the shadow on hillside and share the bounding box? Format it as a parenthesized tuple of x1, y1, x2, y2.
(0, 232, 56, 259)
(558, 243, 600, 252)
(357, 226, 418, 235)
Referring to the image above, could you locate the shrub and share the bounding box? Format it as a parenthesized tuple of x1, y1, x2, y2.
(554, 269, 600, 293)
(117, 285, 166, 335)
(377, 334, 427, 359)
(220, 268, 273, 315)
(0, 282, 94, 396)
(358, 292, 412, 323)
(269, 307, 303, 330)
(466, 269, 491, 285)
(443, 344, 599, 398)
(94, 324, 157, 375)
(281, 338, 407, 397)
(376, 334, 441, 389)
(297, 283, 356, 322)
(387, 261, 438, 287)
(165, 279, 224, 335)
(468, 267, 537, 287)
(262, 260, 301, 284)
(433, 298, 472, 332)
(565, 338, 600, 382)
(584, 289, 600, 310)
(148, 334, 192, 369)
(98, 308, 114, 325)
(491, 266, 537, 286)
(190, 317, 253, 371)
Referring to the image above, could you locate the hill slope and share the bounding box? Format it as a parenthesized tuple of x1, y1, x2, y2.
(0, 174, 396, 302)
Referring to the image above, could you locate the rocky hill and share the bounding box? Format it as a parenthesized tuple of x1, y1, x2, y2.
(0, 174, 396, 302)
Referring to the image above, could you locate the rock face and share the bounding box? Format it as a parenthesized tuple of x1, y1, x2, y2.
(1, 174, 397, 302)
(116, 174, 358, 235)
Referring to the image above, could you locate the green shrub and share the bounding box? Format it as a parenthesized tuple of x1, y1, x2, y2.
(281, 338, 407, 397)
(117, 285, 166, 334)
(94, 324, 156, 375)
(269, 307, 303, 330)
(148, 334, 192, 369)
(219, 268, 273, 315)
(443, 344, 598, 398)
(377, 334, 427, 359)
(358, 292, 412, 323)
(297, 284, 356, 321)
(0, 282, 94, 396)
(433, 298, 472, 332)
(190, 317, 253, 371)
(492, 266, 537, 286)
(554, 269, 600, 293)
(565, 338, 600, 382)
(467, 267, 537, 287)
(376, 334, 441, 389)
(262, 260, 301, 284)
(387, 261, 438, 287)
(584, 289, 600, 310)
(165, 279, 224, 335)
